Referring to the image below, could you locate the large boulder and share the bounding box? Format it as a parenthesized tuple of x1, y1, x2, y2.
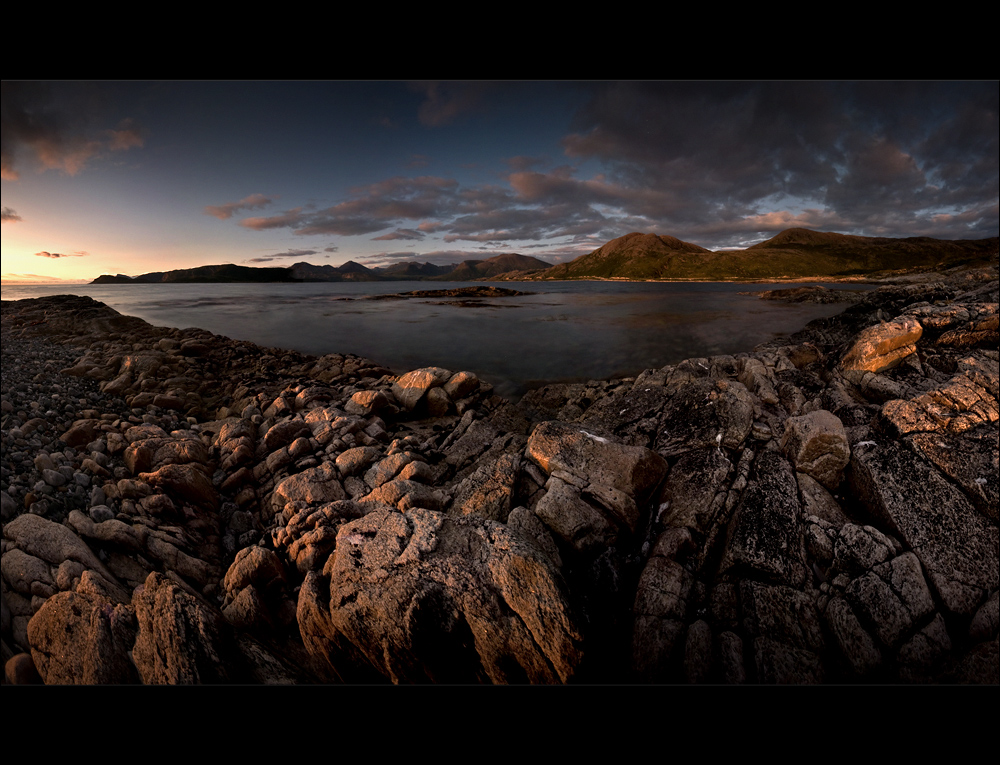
(840, 316, 922, 374)
(297, 508, 583, 684)
(271, 462, 346, 514)
(132, 572, 236, 684)
(391, 367, 453, 411)
(780, 409, 851, 489)
(26, 571, 138, 684)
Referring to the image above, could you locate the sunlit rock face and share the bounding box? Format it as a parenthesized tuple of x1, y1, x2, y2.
(296, 508, 584, 684)
(840, 316, 923, 374)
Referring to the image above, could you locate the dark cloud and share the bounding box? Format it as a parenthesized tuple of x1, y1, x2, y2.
(205, 193, 274, 220)
(1, 81, 144, 180)
(557, 81, 998, 244)
(356, 250, 420, 263)
(273, 248, 318, 258)
(505, 155, 549, 173)
(240, 177, 461, 236)
(240, 207, 309, 231)
(245, 248, 320, 263)
(358, 249, 476, 268)
(228, 82, 995, 253)
(372, 229, 425, 241)
(35, 250, 88, 258)
(1, 207, 22, 223)
(410, 81, 494, 127)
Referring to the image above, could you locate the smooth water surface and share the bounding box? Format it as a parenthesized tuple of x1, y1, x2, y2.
(2, 281, 867, 399)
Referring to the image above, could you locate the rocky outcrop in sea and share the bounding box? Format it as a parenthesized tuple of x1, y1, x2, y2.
(2, 265, 997, 684)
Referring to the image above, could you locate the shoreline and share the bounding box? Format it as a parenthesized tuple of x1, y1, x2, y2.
(2, 265, 998, 684)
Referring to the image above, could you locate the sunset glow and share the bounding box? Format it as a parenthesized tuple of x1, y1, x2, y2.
(2, 81, 997, 286)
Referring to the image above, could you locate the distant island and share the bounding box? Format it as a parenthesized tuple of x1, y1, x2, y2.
(91, 253, 553, 285)
(91, 228, 999, 285)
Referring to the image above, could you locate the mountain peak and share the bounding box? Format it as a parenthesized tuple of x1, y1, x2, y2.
(750, 228, 863, 249)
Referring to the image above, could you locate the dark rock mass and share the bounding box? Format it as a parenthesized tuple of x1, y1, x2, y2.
(2, 260, 997, 684)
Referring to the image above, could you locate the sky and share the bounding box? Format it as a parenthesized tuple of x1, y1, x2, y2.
(2, 80, 997, 284)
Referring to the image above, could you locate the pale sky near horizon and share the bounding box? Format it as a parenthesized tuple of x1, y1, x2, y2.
(2, 80, 997, 284)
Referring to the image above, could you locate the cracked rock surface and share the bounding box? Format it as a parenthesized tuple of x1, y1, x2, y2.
(3, 261, 998, 684)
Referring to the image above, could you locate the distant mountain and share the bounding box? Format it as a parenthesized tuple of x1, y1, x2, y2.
(289, 260, 382, 281)
(89, 230, 997, 286)
(740, 228, 999, 276)
(91, 272, 166, 284)
(532, 229, 999, 281)
(430, 253, 552, 281)
(92, 264, 296, 284)
(536, 233, 712, 280)
(373, 261, 458, 278)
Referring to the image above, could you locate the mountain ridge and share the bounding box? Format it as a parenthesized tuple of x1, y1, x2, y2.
(530, 229, 999, 281)
(89, 229, 999, 284)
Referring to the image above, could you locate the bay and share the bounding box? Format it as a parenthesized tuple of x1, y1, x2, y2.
(1, 280, 869, 399)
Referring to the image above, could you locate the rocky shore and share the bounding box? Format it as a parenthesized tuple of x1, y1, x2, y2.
(2, 264, 997, 684)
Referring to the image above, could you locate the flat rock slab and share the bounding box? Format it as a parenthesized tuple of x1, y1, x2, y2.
(850, 441, 999, 618)
(721, 450, 804, 586)
(527, 420, 667, 499)
(654, 378, 756, 457)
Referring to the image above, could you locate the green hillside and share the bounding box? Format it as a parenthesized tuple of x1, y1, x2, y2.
(534, 229, 999, 281)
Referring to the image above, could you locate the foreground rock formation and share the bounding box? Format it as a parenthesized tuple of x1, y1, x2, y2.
(2, 264, 997, 684)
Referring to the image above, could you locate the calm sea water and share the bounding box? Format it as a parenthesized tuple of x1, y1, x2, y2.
(1, 281, 867, 399)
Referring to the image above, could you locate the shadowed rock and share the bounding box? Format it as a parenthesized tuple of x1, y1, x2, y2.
(850, 441, 999, 618)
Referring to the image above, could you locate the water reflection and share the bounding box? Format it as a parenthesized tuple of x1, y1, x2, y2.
(2, 280, 870, 399)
